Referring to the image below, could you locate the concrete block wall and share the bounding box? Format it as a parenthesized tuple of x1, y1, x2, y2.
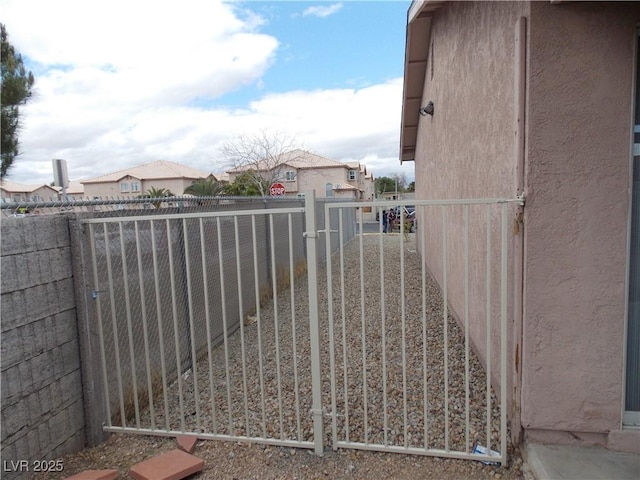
(1, 216, 85, 479)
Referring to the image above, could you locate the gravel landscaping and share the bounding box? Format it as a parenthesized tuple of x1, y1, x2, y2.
(34, 232, 526, 479)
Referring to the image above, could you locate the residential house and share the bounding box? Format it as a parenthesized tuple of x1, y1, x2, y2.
(401, 0, 639, 453)
(226, 149, 375, 199)
(0, 179, 60, 203)
(81, 160, 214, 198)
(363, 167, 376, 201)
(64, 181, 85, 200)
(52, 181, 85, 200)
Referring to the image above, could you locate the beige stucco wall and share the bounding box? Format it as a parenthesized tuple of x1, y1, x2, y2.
(522, 2, 640, 445)
(83, 177, 196, 198)
(414, 0, 529, 408)
(296, 167, 351, 198)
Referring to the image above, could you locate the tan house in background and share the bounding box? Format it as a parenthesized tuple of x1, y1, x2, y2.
(81, 160, 213, 198)
(401, 0, 640, 454)
(57, 181, 85, 200)
(0, 179, 60, 202)
(226, 149, 375, 199)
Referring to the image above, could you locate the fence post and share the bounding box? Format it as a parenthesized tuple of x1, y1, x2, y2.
(67, 213, 109, 446)
(304, 190, 324, 456)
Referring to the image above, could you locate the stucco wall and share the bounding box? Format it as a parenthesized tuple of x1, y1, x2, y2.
(414, 0, 529, 400)
(522, 2, 640, 438)
(297, 167, 351, 198)
(82, 178, 196, 198)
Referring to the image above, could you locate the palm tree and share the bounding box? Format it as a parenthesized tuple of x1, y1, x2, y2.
(142, 187, 173, 209)
(183, 177, 224, 197)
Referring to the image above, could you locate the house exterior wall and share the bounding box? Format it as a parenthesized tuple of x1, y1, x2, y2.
(412, 0, 640, 452)
(83, 178, 196, 198)
(291, 167, 350, 198)
(1, 186, 60, 202)
(522, 2, 640, 450)
(413, 0, 529, 404)
(225, 165, 356, 199)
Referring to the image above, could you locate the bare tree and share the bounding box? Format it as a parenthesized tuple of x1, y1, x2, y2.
(220, 130, 306, 196)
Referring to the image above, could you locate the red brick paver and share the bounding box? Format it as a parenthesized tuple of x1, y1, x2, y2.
(176, 435, 198, 454)
(64, 470, 119, 480)
(129, 449, 204, 480)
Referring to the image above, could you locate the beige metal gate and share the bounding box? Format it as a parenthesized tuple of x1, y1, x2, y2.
(84, 194, 522, 465)
(320, 198, 523, 465)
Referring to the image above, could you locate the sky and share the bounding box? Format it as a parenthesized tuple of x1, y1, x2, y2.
(2, 0, 415, 187)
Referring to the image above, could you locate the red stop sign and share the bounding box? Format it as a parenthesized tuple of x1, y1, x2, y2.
(270, 183, 286, 196)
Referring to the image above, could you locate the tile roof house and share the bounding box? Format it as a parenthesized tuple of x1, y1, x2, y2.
(0, 179, 60, 202)
(401, 0, 640, 454)
(61, 181, 85, 199)
(226, 149, 374, 199)
(80, 160, 214, 198)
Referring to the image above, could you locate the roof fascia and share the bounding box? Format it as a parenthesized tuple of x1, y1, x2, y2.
(400, 1, 444, 164)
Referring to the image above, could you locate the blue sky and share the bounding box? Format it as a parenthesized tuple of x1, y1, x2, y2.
(2, 0, 414, 186)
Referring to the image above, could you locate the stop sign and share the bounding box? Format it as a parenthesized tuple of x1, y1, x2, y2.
(270, 182, 286, 196)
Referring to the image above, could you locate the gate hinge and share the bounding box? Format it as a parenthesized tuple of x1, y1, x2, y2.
(303, 231, 317, 239)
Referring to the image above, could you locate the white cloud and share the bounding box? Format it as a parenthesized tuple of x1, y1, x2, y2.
(302, 3, 343, 18)
(2, 0, 413, 186)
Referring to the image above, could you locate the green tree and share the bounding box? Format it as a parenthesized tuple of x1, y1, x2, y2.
(142, 187, 174, 208)
(407, 181, 415, 193)
(223, 172, 262, 196)
(376, 174, 409, 196)
(183, 177, 224, 196)
(375, 176, 397, 196)
(1, 24, 35, 177)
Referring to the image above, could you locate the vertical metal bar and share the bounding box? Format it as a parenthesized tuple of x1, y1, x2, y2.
(182, 219, 201, 432)
(326, 206, 338, 447)
(400, 207, 408, 448)
(151, 221, 170, 431)
(234, 216, 250, 436)
(442, 205, 449, 451)
(119, 222, 140, 428)
(89, 223, 113, 427)
(269, 214, 285, 439)
(200, 218, 218, 434)
(486, 206, 492, 451)
(216, 217, 234, 434)
(252, 215, 267, 438)
(167, 219, 186, 431)
(104, 223, 127, 426)
(339, 207, 350, 444)
(288, 213, 302, 441)
(464, 205, 470, 453)
(305, 191, 324, 456)
(359, 207, 368, 444)
(500, 202, 509, 464)
(135, 221, 156, 429)
(421, 206, 428, 449)
(380, 207, 388, 447)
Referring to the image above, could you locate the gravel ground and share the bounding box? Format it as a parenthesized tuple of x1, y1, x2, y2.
(34, 233, 525, 479)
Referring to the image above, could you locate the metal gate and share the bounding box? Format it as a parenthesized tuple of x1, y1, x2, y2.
(319, 197, 523, 465)
(83, 193, 522, 465)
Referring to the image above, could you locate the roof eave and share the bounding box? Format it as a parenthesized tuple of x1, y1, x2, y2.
(399, 1, 444, 164)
